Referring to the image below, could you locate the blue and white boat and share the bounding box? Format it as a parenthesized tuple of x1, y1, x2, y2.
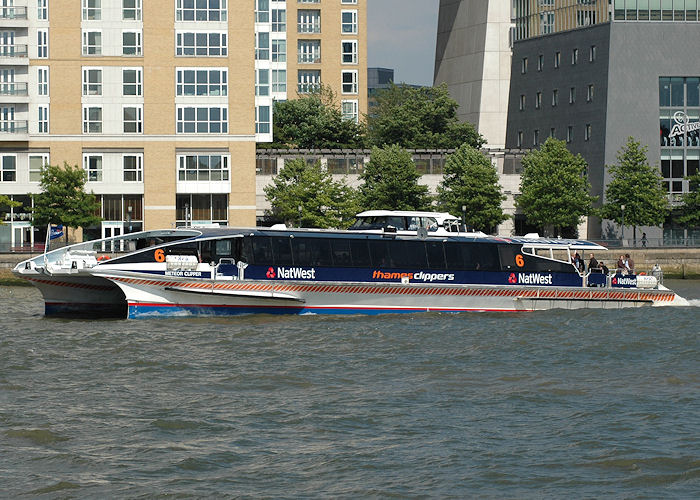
(13, 211, 688, 318)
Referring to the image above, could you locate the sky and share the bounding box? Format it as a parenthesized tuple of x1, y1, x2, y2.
(367, 0, 440, 86)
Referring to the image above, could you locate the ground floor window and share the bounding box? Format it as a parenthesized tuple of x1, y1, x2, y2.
(176, 193, 227, 226)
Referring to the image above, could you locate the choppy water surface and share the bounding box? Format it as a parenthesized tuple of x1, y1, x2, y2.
(1, 282, 699, 498)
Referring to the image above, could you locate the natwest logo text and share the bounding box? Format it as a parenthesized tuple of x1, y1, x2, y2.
(274, 267, 316, 280)
(508, 272, 553, 285)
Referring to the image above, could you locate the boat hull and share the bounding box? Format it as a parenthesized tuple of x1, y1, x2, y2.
(101, 274, 683, 318)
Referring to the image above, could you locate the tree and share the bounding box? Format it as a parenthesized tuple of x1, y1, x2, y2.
(262, 85, 367, 149)
(437, 143, 508, 232)
(358, 145, 431, 211)
(0, 195, 21, 225)
(600, 137, 669, 241)
(264, 158, 359, 228)
(675, 172, 700, 228)
(32, 162, 102, 229)
(517, 138, 597, 236)
(368, 83, 484, 149)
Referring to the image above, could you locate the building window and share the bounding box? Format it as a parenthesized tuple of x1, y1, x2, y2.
(272, 9, 286, 32)
(122, 31, 142, 56)
(82, 31, 102, 55)
(298, 40, 321, 63)
(256, 105, 270, 134)
(567, 125, 573, 143)
(1, 155, 16, 182)
(569, 87, 576, 104)
(535, 91, 542, 109)
(554, 51, 560, 68)
(342, 40, 358, 64)
(29, 154, 49, 182)
(342, 100, 359, 123)
(256, 32, 270, 60)
(552, 89, 558, 107)
(587, 84, 594, 102)
(519, 94, 525, 111)
(177, 154, 229, 181)
(272, 39, 286, 62)
(176, 32, 227, 57)
(521, 57, 527, 74)
(37, 30, 48, 58)
(537, 54, 543, 71)
(342, 70, 358, 94)
(83, 106, 102, 133)
(123, 0, 142, 20)
(38, 0, 48, 20)
(38, 106, 49, 133)
(83, 68, 102, 95)
(176, 68, 227, 96)
(255, 68, 269, 96)
(571, 48, 578, 65)
(82, 0, 101, 21)
(550, 127, 556, 138)
(585, 124, 591, 141)
(533, 129, 539, 146)
(298, 10, 321, 33)
(272, 69, 286, 93)
(589, 45, 596, 62)
(341, 0, 357, 4)
(123, 106, 142, 133)
(83, 154, 102, 182)
(123, 68, 142, 96)
(298, 70, 320, 93)
(123, 154, 143, 182)
(342, 10, 358, 34)
(38, 67, 49, 96)
(176, 106, 228, 134)
(176, 194, 228, 225)
(178, 0, 227, 22)
(255, 0, 269, 23)
(517, 130, 523, 148)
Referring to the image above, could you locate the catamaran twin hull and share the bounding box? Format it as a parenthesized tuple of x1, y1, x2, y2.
(93, 272, 683, 318)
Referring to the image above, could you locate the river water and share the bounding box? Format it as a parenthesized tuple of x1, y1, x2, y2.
(1, 282, 699, 498)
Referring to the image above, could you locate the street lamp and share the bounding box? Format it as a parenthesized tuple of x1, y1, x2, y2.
(462, 204, 467, 232)
(184, 203, 190, 227)
(298, 204, 302, 228)
(620, 204, 625, 246)
(126, 205, 133, 233)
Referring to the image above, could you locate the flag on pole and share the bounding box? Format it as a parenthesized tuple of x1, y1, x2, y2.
(49, 224, 64, 240)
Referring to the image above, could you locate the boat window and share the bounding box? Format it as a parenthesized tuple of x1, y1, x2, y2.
(388, 240, 427, 268)
(426, 241, 446, 269)
(421, 217, 438, 231)
(368, 239, 391, 267)
(349, 239, 371, 267)
(215, 239, 233, 258)
(165, 241, 199, 257)
(331, 239, 352, 266)
(407, 216, 420, 231)
(292, 237, 333, 267)
(240, 237, 253, 263)
(498, 244, 522, 271)
(271, 236, 294, 266)
(444, 242, 499, 271)
(251, 237, 273, 264)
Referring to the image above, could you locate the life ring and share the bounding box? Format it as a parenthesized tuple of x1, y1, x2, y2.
(97, 255, 110, 261)
(638, 272, 646, 275)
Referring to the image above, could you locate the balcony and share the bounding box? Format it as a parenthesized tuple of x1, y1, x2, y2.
(0, 7, 29, 27)
(0, 45, 29, 65)
(0, 82, 28, 103)
(0, 120, 29, 140)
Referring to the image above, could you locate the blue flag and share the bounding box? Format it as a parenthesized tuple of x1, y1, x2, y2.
(49, 225, 64, 240)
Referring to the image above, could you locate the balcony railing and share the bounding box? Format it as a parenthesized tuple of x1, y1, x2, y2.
(0, 45, 28, 58)
(0, 120, 29, 133)
(0, 82, 28, 96)
(0, 6, 27, 20)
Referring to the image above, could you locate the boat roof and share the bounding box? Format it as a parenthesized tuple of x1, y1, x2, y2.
(355, 210, 460, 222)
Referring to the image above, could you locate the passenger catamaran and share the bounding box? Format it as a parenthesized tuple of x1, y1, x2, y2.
(13, 211, 688, 318)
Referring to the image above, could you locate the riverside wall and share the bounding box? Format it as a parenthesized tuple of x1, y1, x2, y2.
(2, 248, 700, 279)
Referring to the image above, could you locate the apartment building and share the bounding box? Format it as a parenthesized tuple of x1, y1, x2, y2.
(0, 0, 366, 250)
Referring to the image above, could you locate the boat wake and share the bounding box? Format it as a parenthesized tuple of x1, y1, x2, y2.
(685, 298, 700, 307)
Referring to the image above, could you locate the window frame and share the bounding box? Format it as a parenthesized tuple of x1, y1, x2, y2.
(82, 0, 101, 21)
(82, 105, 102, 134)
(38, 105, 49, 134)
(83, 153, 103, 182)
(176, 106, 229, 134)
(177, 153, 230, 182)
(122, 67, 143, 96)
(122, 30, 143, 56)
(37, 66, 49, 96)
(176, 31, 228, 57)
(83, 67, 102, 96)
(123, 0, 142, 21)
(0, 154, 16, 182)
(341, 10, 358, 34)
(123, 153, 143, 182)
(341, 39, 358, 64)
(82, 30, 102, 56)
(123, 105, 143, 134)
(176, 68, 228, 97)
(341, 70, 358, 94)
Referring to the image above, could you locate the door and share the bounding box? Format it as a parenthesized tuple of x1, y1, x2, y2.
(0, 68, 14, 95)
(11, 221, 30, 250)
(0, 105, 15, 132)
(0, 31, 15, 57)
(101, 222, 123, 252)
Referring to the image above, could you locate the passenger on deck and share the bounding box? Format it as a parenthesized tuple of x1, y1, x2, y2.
(588, 253, 599, 273)
(616, 254, 627, 274)
(625, 253, 635, 274)
(599, 261, 609, 275)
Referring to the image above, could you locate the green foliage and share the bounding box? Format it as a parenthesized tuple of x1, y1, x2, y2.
(264, 158, 359, 228)
(358, 145, 431, 211)
(437, 143, 508, 232)
(517, 138, 597, 235)
(676, 172, 700, 227)
(369, 83, 484, 149)
(262, 85, 367, 149)
(600, 137, 669, 227)
(0, 195, 21, 225)
(32, 162, 102, 229)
